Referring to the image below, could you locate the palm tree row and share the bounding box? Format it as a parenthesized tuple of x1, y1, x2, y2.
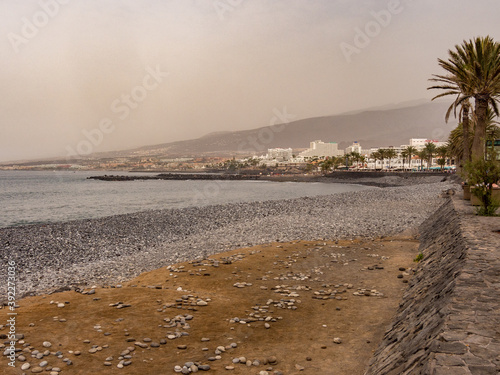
(319, 156, 347, 173)
(370, 148, 397, 170)
(322, 143, 452, 172)
(429, 36, 500, 162)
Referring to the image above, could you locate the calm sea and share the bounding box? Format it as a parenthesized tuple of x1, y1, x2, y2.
(0, 171, 373, 228)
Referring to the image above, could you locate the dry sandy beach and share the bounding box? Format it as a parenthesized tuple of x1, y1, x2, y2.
(2, 237, 420, 374)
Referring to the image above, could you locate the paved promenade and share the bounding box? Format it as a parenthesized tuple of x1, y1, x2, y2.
(436, 198, 500, 374)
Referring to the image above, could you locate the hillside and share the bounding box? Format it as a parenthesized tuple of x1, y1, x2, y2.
(109, 100, 455, 158)
(1, 101, 457, 165)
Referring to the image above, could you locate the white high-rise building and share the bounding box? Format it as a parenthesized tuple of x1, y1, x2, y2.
(299, 140, 344, 158)
(345, 141, 362, 154)
(266, 148, 293, 162)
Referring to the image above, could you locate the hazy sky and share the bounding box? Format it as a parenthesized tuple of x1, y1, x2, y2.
(1, 0, 500, 162)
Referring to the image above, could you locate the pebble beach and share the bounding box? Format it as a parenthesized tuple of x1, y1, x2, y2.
(0, 178, 457, 300)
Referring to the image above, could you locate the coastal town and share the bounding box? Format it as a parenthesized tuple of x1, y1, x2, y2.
(0, 137, 457, 173)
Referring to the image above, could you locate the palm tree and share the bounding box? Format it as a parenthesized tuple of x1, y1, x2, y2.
(416, 150, 428, 170)
(424, 142, 438, 169)
(437, 157, 447, 171)
(370, 150, 381, 170)
(320, 158, 334, 174)
(401, 149, 409, 170)
(344, 153, 352, 169)
(359, 155, 366, 168)
(350, 151, 362, 168)
(378, 149, 389, 170)
(372, 150, 387, 170)
(447, 108, 500, 164)
(458, 100, 472, 164)
(332, 156, 345, 170)
(429, 36, 500, 160)
(403, 146, 418, 171)
(385, 149, 398, 169)
(436, 145, 449, 170)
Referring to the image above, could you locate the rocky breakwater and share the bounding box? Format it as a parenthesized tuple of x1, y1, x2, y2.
(364, 196, 500, 374)
(88, 173, 261, 181)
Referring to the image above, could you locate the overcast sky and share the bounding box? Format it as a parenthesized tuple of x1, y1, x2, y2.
(1, 0, 500, 162)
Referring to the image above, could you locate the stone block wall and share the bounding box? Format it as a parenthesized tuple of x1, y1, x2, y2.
(364, 197, 500, 375)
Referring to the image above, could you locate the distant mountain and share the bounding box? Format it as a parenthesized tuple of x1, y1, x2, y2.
(336, 98, 430, 116)
(4, 101, 456, 165)
(104, 100, 456, 158)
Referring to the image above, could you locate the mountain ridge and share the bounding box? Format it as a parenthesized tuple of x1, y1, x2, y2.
(111, 100, 454, 157)
(1, 100, 457, 164)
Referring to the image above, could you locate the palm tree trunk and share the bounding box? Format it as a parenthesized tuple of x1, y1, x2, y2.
(462, 104, 470, 164)
(471, 96, 489, 160)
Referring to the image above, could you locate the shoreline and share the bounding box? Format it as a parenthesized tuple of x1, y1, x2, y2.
(1, 180, 457, 301)
(87, 171, 453, 188)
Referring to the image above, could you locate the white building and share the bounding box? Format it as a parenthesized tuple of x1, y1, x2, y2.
(409, 138, 446, 150)
(299, 140, 344, 159)
(345, 141, 363, 155)
(365, 138, 448, 170)
(266, 148, 293, 162)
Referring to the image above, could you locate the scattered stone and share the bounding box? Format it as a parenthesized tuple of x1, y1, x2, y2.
(267, 356, 278, 365)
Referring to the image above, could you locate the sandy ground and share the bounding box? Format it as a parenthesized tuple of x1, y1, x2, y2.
(1, 236, 420, 375)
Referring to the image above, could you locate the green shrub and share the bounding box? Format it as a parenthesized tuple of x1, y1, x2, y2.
(414, 252, 424, 263)
(464, 151, 500, 216)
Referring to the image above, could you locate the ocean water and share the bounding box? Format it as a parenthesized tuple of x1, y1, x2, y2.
(0, 171, 373, 228)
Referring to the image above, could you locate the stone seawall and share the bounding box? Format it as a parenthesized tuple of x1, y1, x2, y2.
(364, 196, 500, 375)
